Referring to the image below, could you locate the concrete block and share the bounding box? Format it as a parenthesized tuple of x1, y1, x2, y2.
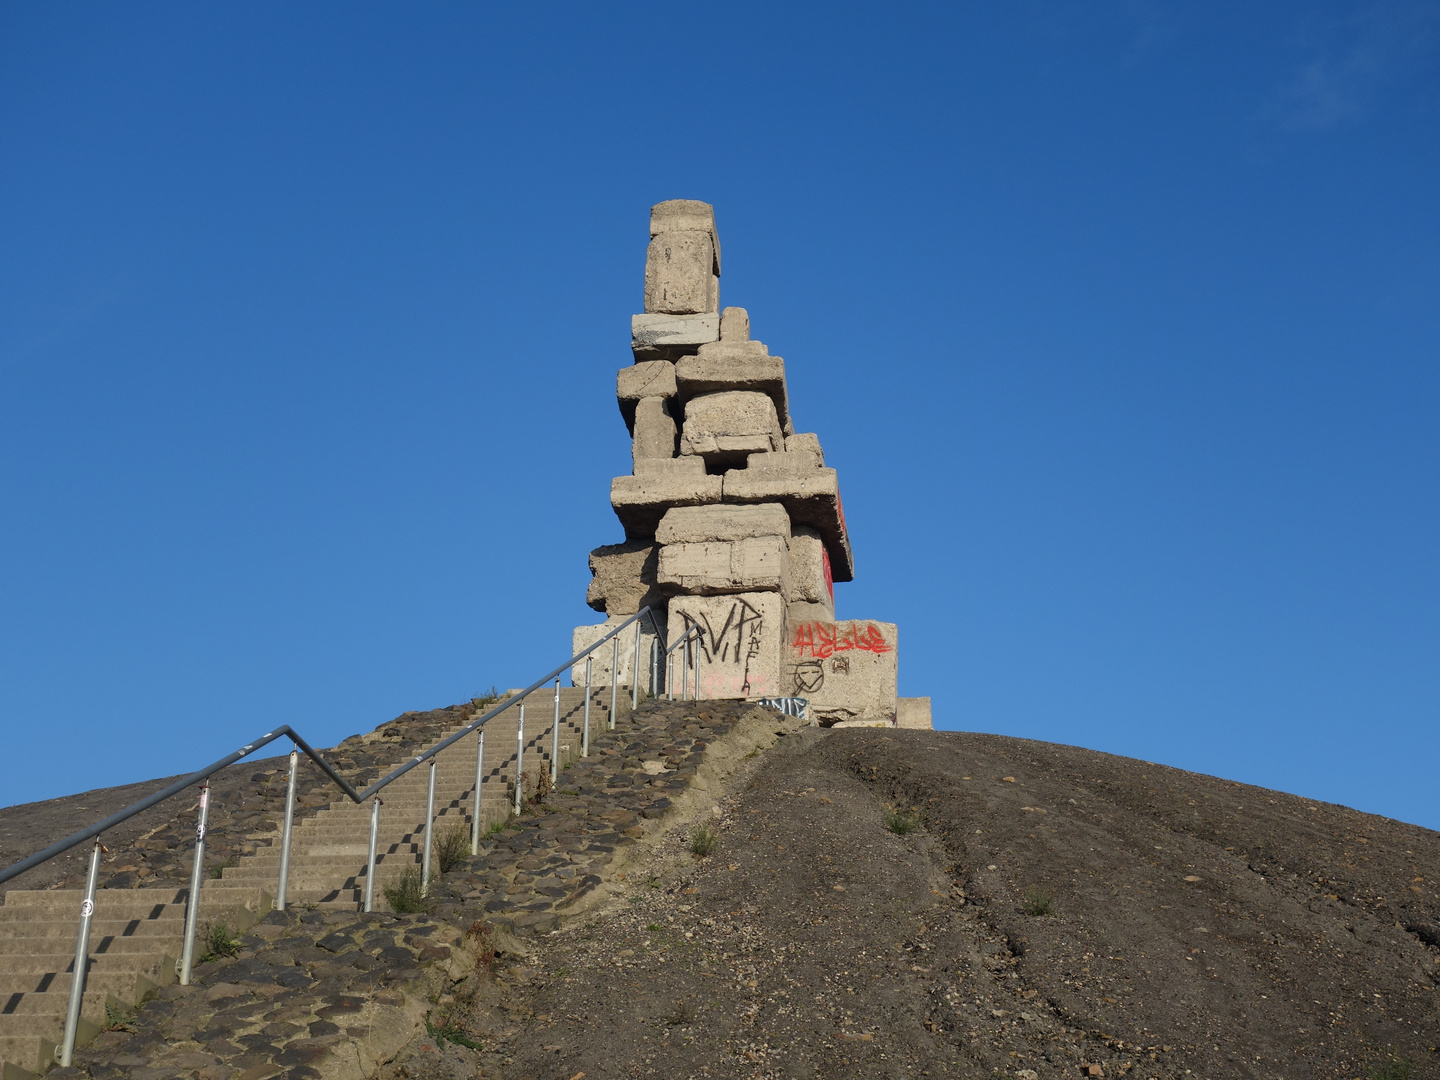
(657, 536, 788, 594)
(650, 199, 718, 242)
(617, 360, 677, 400)
(616, 361, 676, 431)
(785, 432, 824, 464)
(786, 619, 897, 725)
(722, 465, 854, 582)
(632, 313, 720, 361)
(634, 456, 707, 479)
(632, 396, 678, 463)
(744, 449, 823, 476)
(610, 471, 723, 539)
(675, 342, 790, 431)
(786, 527, 834, 609)
(585, 540, 661, 616)
(787, 599, 834, 625)
(656, 502, 791, 544)
(680, 390, 783, 467)
(572, 614, 667, 688)
(645, 232, 719, 314)
(669, 591, 787, 699)
(720, 306, 749, 341)
(897, 697, 933, 730)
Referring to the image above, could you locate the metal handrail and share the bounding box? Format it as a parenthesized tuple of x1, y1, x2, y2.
(0, 725, 357, 889)
(665, 623, 702, 701)
(0, 603, 665, 1067)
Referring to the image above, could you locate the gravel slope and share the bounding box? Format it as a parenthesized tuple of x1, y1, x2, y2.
(489, 727, 1440, 1080)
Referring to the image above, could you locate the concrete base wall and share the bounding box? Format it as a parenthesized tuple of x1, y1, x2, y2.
(668, 591, 787, 699)
(785, 619, 898, 725)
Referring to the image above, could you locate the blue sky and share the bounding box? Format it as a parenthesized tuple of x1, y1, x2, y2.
(2, 3, 1436, 830)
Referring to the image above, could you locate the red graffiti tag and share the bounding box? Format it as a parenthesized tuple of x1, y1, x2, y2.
(790, 621, 893, 659)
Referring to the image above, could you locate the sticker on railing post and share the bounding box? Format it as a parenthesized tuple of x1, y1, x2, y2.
(196, 822, 206, 842)
(80, 899, 93, 918)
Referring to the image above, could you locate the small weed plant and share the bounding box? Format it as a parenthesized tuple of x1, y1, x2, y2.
(207, 859, 237, 881)
(103, 1001, 137, 1032)
(198, 921, 242, 963)
(886, 808, 922, 836)
(471, 686, 503, 708)
(690, 824, 718, 858)
(464, 920, 496, 971)
(383, 865, 433, 914)
(1366, 1053, 1415, 1080)
(434, 822, 471, 875)
(425, 1014, 484, 1051)
(1021, 887, 1055, 917)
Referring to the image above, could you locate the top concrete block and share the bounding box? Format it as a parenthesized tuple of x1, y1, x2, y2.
(649, 200, 721, 278)
(645, 231, 719, 314)
(720, 307, 750, 342)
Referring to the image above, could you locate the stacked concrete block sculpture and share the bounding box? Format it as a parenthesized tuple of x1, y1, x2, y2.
(576, 200, 927, 727)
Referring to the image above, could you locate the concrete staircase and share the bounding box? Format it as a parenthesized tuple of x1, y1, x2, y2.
(0, 686, 618, 1078)
(0, 884, 267, 1079)
(217, 687, 612, 907)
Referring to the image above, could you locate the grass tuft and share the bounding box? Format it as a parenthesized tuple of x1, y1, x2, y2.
(198, 921, 242, 963)
(435, 822, 472, 875)
(885, 808, 922, 835)
(383, 865, 433, 914)
(1367, 1053, 1415, 1080)
(471, 686, 503, 708)
(1021, 887, 1054, 917)
(690, 825, 718, 858)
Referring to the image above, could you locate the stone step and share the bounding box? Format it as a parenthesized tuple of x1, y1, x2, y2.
(0, 935, 173, 958)
(0, 951, 173, 979)
(0, 919, 179, 942)
(0, 1031, 64, 1079)
(0, 968, 171, 1010)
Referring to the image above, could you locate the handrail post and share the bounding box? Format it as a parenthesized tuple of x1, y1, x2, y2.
(681, 636, 689, 701)
(57, 839, 101, 1067)
(631, 620, 642, 710)
(515, 703, 526, 814)
(421, 760, 436, 896)
(179, 783, 210, 985)
(363, 797, 381, 912)
(651, 636, 659, 697)
(608, 638, 618, 730)
(550, 678, 561, 784)
(667, 653, 674, 700)
(694, 635, 702, 700)
(470, 729, 485, 856)
(582, 656, 592, 758)
(275, 750, 298, 911)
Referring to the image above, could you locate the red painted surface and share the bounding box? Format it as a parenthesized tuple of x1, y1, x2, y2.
(790, 621, 893, 659)
(822, 546, 834, 602)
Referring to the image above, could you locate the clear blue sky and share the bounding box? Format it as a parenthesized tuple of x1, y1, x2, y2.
(2, 3, 1436, 831)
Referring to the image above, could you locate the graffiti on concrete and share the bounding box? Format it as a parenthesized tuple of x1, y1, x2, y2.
(790, 621, 893, 660)
(793, 659, 824, 695)
(678, 596, 767, 696)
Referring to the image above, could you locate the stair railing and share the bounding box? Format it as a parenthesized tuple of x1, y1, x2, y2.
(0, 604, 664, 1067)
(665, 624, 703, 701)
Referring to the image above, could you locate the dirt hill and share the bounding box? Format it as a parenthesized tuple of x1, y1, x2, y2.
(474, 726, 1439, 1080)
(3, 711, 1437, 1080)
